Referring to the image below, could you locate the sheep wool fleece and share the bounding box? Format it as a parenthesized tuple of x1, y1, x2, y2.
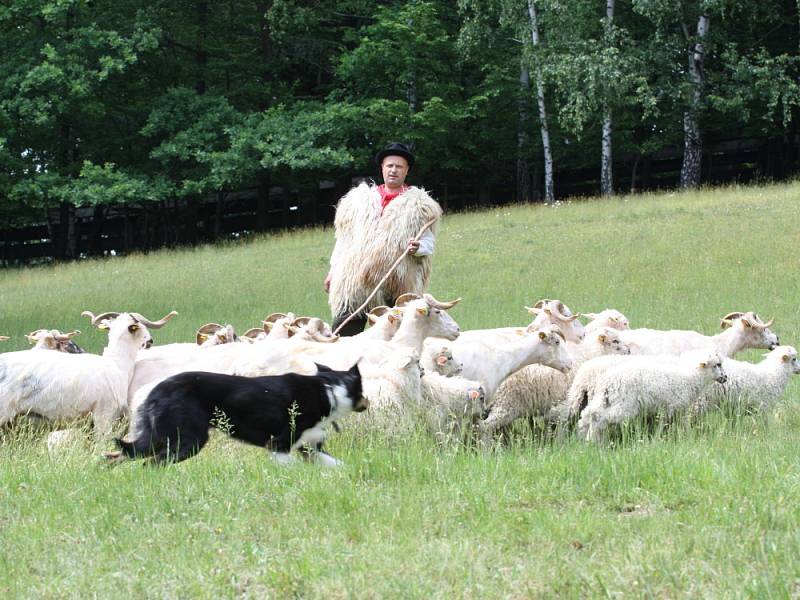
(328, 182, 442, 317)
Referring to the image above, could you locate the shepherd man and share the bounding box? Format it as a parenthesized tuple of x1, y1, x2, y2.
(323, 142, 443, 336)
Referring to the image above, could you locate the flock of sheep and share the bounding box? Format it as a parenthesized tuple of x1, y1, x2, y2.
(0, 295, 797, 455)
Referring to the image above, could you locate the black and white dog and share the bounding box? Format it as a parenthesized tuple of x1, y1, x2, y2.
(107, 363, 367, 466)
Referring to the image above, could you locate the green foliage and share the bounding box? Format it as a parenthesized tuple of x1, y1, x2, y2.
(0, 0, 798, 224)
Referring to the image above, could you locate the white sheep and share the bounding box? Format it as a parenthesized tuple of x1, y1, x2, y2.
(26, 329, 84, 353)
(425, 344, 462, 377)
(562, 312, 779, 425)
(195, 323, 239, 347)
(696, 345, 800, 413)
(246, 294, 462, 376)
(577, 350, 727, 442)
(618, 311, 778, 356)
(420, 371, 485, 441)
(582, 309, 630, 333)
(0, 310, 176, 435)
(483, 327, 632, 440)
(430, 324, 573, 404)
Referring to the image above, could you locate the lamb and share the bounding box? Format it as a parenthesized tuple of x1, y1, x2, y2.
(420, 371, 486, 441)
(0, 310, 176, 435)
(26, 329, 85, 353)
(577, 350, 727, 442)
(425, 345, 462, 376)
(482, 327, 632, 441)
(617, 311, 778, 356)
(695, 345, 800, 414)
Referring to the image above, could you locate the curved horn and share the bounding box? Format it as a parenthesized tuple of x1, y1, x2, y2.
(196, 323, 222, 345)
(26, 329, 49, 343)
(422, 293, 461, 310)
(263, 312, 288, 324)
(311, 331, 340, 343)
(0, 336, 8, 341)
(394, 293, 422, 307)
(291, 316, 312, 328)
(368, 305, 390, 318)
(129, 310, 178, 329)
(750, 314, 774, 329)
(53, 330, 81, 341)
(197, 322, 223, 335)
(242, 327, 263, 339)
(81, 311, 121, 327)
(525, 306, 542, 315)
(721, 311, 746, 322)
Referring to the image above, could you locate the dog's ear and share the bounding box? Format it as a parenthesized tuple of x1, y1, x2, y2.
(349, 361, 362, 376)
(314, 362, 333, 373)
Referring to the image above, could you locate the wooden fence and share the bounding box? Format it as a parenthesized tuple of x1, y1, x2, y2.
(1, 135, 797, 266)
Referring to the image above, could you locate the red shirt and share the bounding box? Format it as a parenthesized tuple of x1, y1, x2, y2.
(378, 184, 409, 214)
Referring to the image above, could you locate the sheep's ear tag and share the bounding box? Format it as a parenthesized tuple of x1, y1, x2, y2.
(436, 355, 448, 366)
(98, 323, 110, 331)
(416, 307, 428, 316)
(538, 331, 547, 340)
(598, 334, 606, 343)
(128, 324, 140, 333)
(197, 334, 208, 343)
(782, 354, 791, 362)
(699, 361, 707, 369)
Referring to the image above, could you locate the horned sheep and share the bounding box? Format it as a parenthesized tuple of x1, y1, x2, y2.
(0, 310, 176, 435)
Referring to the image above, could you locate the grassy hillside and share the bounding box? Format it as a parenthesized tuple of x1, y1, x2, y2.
(1, 182, 799, 598)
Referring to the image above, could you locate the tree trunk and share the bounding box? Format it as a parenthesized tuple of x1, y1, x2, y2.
(195, 1, 208, 95)
(258, 2, 274, 110)
(406, 16, 418, 116)
(516, 62, 533, 203)
(680, 14, 709, 189)
(600, 0, 615, 196)
(214, 191, 226, 239)
(527, 0, 554, 203)
(630, 154, 640, 193)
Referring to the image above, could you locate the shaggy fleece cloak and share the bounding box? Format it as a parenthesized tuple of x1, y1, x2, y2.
(329, 182, 442, 317)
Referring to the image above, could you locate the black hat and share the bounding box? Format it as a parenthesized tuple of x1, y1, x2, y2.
(375, 142, 415, 168)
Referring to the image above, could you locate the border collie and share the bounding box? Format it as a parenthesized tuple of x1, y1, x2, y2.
(106, 363, 367, 466)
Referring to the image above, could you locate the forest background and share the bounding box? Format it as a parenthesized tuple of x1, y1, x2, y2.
(1, 0, 799, 262)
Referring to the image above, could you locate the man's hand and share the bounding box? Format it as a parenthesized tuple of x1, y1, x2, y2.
(407, 238, 420, 255)
(323, 272, 332, 293)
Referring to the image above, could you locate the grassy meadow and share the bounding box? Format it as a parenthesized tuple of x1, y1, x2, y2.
(1, 182, 800, 598)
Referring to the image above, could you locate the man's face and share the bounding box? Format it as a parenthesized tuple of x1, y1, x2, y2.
(381, 155, 409, 189)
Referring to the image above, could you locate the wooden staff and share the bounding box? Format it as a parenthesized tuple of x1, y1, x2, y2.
(333, 217, 438, 336)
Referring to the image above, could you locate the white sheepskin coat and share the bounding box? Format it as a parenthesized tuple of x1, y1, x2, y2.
(328, 182, 442, 316)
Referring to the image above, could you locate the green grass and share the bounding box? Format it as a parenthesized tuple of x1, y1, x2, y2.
(2, 182, 800, 598)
